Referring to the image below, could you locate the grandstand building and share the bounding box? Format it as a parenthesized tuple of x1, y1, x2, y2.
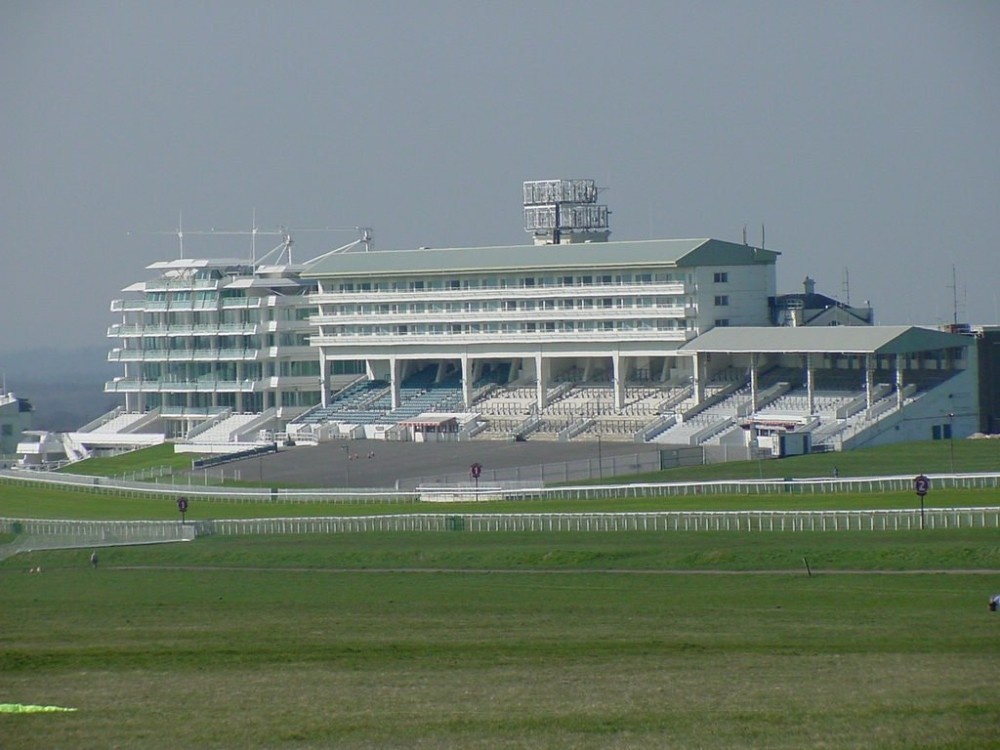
(305, 236, 779, 409)
(102, 252, 321, 443)
(58, 178, 979, 465)
(289, 180, 978, 450)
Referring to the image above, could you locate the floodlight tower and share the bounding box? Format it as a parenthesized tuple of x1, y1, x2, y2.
(523, 179, 610, 245)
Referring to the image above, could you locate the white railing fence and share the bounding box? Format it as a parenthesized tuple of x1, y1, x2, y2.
(3, 508, 999, 542)
(3, 469, 1000, 505)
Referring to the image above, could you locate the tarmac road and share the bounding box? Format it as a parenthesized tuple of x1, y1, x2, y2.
(220, 439, 655, 490)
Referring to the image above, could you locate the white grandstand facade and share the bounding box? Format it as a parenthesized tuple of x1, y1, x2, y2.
(57, 178, 977, 465)
(103, 254, 321, 442)
(302, 237, 777, 429)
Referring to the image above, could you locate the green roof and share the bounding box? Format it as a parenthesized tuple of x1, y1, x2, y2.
(302, 238, 779, 278)
(680, 326, 973, 355)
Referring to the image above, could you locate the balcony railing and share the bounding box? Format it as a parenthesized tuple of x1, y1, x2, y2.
(311, 281, 690, 304)
(143, 279, 222, 292)
(221, 298, 263, 309)
(309, 328, 693, 347)
(107, 323, 261, 337)
(107, 348, 262, 362)
(311, 306, 693, 327)
(105, 378, 264, 393)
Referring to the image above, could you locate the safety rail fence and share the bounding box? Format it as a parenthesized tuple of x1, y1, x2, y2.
(0, 519, 196, 559)
(3, 469, 1000, 505)
(3, 508, 1000, 540)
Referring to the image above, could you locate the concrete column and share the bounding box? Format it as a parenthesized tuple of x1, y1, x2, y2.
(235, 361, 243, 412)
(612, 353, 625, 411)
(390, 357, 401, 410)
(805, 353, 815, 414)
(749, 353, 759, 413)
(692, 353, 704, 404)
(865, 354, 874, 409)
(319, 350, 328, 407)
(896, 354, 905, 408)
(534, 353, 548, 411)
(461, 354, 472, 409)
(660, 357, 671, 382)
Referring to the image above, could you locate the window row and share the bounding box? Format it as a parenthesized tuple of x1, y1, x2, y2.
(135, 360, 320, 379)
(324, 297, 692, 316)
(324, 319, 694, 336)
(332, 271, 691, 293)
(119, 332, 312, 350)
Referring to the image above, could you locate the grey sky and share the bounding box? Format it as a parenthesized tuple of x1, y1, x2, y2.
(2, 1, 998, 353)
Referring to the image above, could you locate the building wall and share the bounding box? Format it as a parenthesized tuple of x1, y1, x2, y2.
(844, 353, 979, 449)
(976, 329, 1000, 434)
(106, 261, 320, 435)
(0, 395, 33, 456)
(692, 264, 774, 330)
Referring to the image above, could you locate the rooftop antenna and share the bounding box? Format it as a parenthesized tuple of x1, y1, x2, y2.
(950, 264, 959, 325)
(760, 223, 765, 249)
(251, 209, 258, 265)
(742, 225, 748, 245)
(280, 227, 293, 264)
(842, 267, 851, 306)
(140, 212, 185, 258)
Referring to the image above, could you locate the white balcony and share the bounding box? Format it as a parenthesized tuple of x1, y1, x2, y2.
(107, 323, 261, 337)
(309, 328, 692, 348)
(311, 306, 693, 327)
(310, 281, 690, 305)
(144, 279, 221, 292)
(105, 378, 264, 393)
(221, 297, 264, 309)
(107, 348, 262, 363)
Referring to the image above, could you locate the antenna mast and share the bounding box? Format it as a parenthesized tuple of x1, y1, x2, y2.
(951, 264, 959, 325)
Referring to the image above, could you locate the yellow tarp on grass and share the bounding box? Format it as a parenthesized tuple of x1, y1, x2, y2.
(0, 704, 77, 713)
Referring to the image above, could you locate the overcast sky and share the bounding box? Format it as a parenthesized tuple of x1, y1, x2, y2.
(2, 1, 998, 354)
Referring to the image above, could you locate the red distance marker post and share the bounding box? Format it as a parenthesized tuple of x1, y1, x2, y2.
(913, 475, 929, 529)
(470, 463, 482, 497)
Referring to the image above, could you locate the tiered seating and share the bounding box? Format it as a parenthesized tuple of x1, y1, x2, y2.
(88, 412, 154, 434)
(473, 385, 537, 417)
(188, 413, 261, 444)
(293, 367, 468, 430)
(294, 380, 392, 425)
(378, 370, 464, 422)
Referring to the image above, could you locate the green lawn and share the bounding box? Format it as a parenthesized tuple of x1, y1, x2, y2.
(2, 534, 999, 749)
(3, 441, 998, 748)
(59, 443, 198, 477)
(618, 438, 1000, 483)
(2, 480, 999, 521)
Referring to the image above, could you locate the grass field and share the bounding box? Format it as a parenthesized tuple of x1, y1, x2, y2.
(2, 533, 999, 749)
(2, 442, 999, 748)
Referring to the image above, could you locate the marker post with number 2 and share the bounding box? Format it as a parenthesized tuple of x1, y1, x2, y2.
(913, 475, 929, 529)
